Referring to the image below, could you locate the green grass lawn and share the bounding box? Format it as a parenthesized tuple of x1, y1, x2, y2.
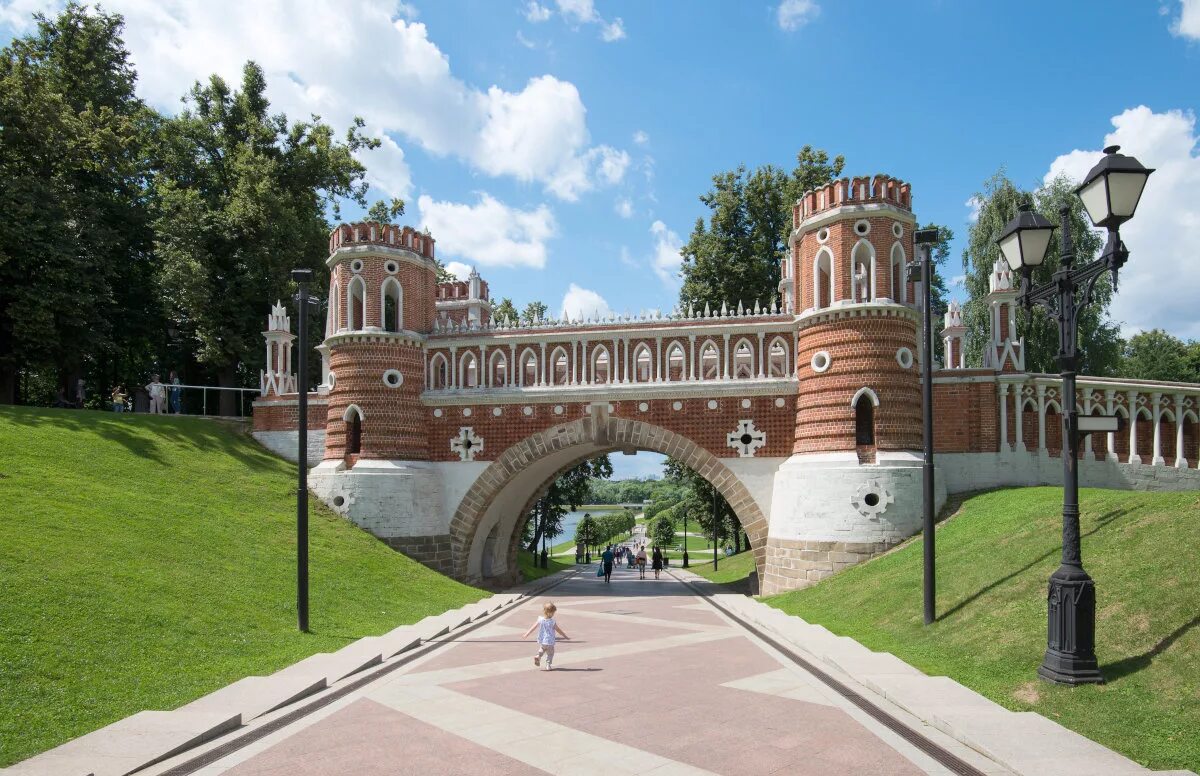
(765, 487, 1200, 772)
(516, 551, 574, 580)
(0, 406, 487, 767)
(683, 550, 756, 585)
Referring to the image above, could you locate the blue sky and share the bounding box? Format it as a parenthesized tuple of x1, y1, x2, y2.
(3, 0, 1199, 478)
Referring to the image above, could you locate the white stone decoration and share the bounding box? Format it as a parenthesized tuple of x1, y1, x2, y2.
(638, 402, 649, 412)
(492, 407, 503, 416)
(451, 427, 483, 461)
(741, 398, 752, 409)
(892, 222, 903, 238)
(523, 406, 533, 416)
(896, 347, 914, 369)
(382, 369, 403, 387)
(433, 408, 443, 418)
(852, 480, 894, 519)
(775, 397, 786, 408)
(672, 401, 682, 411)
(816, 227, 830, 244)
(384, 260, 399, 274)
(811, 351, 832, 373)
(462, 407, 472, 417)
(554, 405, 564, 415)
(328, 371, 337, 389)
(707, 399, 718, 410)
(727, 419, 766, 458)
(350, 259, 364, 273)
(854, 219, 870, 236)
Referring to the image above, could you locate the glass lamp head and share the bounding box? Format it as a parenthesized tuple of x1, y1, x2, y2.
(1076, 145, 1153, 229)
(997, 204, 1054, 271)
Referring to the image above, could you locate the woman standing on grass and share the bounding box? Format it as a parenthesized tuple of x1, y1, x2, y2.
(651, 546, 664, 580)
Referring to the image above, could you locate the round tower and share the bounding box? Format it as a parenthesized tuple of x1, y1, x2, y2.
(766, 175, 944, 593)
(322, 221, 437, 461)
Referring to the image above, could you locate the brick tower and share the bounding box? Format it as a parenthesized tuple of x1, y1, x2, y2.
(767, 175, 946, 589)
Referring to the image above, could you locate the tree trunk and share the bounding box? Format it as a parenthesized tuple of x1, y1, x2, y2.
(0, 367, 16, 404)
(217, 365, 238, 416)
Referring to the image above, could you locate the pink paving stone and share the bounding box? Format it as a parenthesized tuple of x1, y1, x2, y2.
(224, 698, 534, 776)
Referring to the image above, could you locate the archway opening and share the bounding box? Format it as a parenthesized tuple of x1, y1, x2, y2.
(450, 416, 769, 587)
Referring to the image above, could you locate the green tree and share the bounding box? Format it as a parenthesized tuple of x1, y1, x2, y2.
(153, 61, 375, 413)
(492, 297, 518, 325)
(521, 300, 549, 325)
(650, 514, 676, 550)
(366, 197, 405, 224)
(917, 222, 954, 364)
(1121, 330, 1192, 382)
(961, 172, 1121, 376)
(679, 146, 844, 312)
(0, 4, 159, 403)
(524, 455, 612, 553)
(574, 513, 597, 556)
(664, 457, 742, 548)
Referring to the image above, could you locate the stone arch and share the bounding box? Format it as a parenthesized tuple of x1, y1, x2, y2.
(889, 242, 906, 303)
(346, 275, 367, 330)
(591, 344, 611, 383)
(549, 345, 570, 385)
(699, 339, 721, 380)
(632, 343, 654, 382)
(488, 349, 508, 387)
(851, 239, 875, 303)
(767, 336, 789, 377)
(449, 415, 770, 585)
(812, 247, 834, 309)
(380, 276, 403, 332)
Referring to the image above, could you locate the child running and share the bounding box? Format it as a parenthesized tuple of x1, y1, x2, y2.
(523, 602, 570, 671)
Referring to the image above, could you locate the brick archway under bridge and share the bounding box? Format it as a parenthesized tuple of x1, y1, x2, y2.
(451, 408, 770, 586)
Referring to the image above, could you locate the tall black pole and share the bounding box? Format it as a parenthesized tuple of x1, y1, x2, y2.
(292, 268, 312, 633)
(682, 512, 689, 568)
(711, 489, 719, 571)
(1037, 207, 1102, 684)
(921, 242, 936, 625)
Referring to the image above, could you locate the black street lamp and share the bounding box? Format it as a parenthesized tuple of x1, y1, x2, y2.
(711, 489, 719, 572)
(682, 511, 689, 569)
(291, 267, 317, 633)
(996, 145, 1152, 685)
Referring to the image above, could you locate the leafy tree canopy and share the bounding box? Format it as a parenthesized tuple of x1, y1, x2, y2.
(1121, 330, 1199, 383)
(524, 455, 612, 552)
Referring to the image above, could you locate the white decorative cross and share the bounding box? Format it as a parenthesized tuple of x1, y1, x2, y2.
(451, 427, 483, 461)
(727, 419, 766, 458)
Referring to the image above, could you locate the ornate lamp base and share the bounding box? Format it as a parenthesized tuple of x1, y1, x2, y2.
(1038, 566, 1105, 685)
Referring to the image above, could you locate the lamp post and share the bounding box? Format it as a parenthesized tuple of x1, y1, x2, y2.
(711, 489, 719, 572)
(291, 268, 316, 633)
(996, 145, 1152, 685)
(682, 512, 689, 569)
(908, 227, 942, 626)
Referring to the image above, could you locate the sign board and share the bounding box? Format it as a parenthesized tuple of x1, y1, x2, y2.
(1077, 414, 1122, 433)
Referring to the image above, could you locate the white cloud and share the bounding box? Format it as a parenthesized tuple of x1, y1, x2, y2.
(649, 220, 684, 286)
(3, 1, 627, 202)
(524, 1, 552, 22)
(600, 17, 625, 42)
(556, 0, 597, 24)
(515, 30, 537, 48)
(950, 274, 966, 288)
(632, 129, 649, 145)
(417, 193, 556, 269)
(614, 197, 633, 218)
(1044, 106, 1200, 339)
(395, 1, 419, 20)
(443, 261, 473, 280)
(560, 283, 613, 320)
(619, 245, 638, 267)
(965, 196, 983, 223)
(777, 0, 819, 31)
(1170, 0, 1200, 39)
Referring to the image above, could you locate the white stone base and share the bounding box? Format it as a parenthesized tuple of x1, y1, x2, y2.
(938, 451, 1200, 493)
(253, 430, 325, 464)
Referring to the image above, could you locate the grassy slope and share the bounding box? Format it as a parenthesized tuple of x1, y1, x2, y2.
(685, 550, 756, 584)
(516, 550, 574, 580)
(766, 487, 1200, 772)
(0, 407, 485, 767)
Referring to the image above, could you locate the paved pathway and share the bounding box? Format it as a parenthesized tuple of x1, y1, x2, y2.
(171, 566, 1011, 775)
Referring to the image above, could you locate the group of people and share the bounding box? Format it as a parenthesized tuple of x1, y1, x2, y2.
(598, 543, 666, 582)
(110, 372, 182, 414)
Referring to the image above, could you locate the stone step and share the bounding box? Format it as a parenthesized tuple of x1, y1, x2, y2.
(271, 647, 381, 687)
(5, 710, 239, 776)
(180, 674, 326, 722)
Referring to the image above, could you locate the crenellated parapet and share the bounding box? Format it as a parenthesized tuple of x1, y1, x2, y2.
(328, 221, 435, 260)
(793, 174, 912, 227)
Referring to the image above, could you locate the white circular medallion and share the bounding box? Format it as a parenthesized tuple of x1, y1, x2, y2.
(523, 406, 533, 416)
(672, 401, 682, 411)
(854, 219, 870, 236)
(462, 407, 472, 417)
(492, 407, 502, 416)
(328, 371, 337, 389)
(896, 347, 914, 369)
(384, 260, 399, 274)
(892, 222, 903, 239)
(350, 259, 364, 273)
(707, 399, 718, 410)
(810, 351, 832, 373)
(433, 408, 443, 418)
(382, 369, 403, 388)
(638, 402, 649, 412)
(740, 398, 751, 409)
(816, 227, 830, 244)
(775, 397, 786, 408)
(554, 405, 564, 415)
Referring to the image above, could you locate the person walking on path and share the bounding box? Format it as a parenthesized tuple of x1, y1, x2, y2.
(146, 375, 167, 415)
(651, 546, 664, 580)
(636, 545, 647, 580)
(168, 371, 182, 414)
(601, 545, 615, 584)
(523, 602, 569, 671)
